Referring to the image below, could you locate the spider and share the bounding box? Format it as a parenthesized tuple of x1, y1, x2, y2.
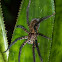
(4, 0, 55, 62)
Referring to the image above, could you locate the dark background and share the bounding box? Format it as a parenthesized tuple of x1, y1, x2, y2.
(1, 0, 22, 44)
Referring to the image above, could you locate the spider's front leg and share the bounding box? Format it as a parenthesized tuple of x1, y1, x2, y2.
(35, 40, 43, 62)
(18, 40, 27, 62)
(3, 36, 28, 53)
(26, 0, 31, 26)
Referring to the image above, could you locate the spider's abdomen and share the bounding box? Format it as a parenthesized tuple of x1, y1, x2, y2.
(29, 19, 39, 33)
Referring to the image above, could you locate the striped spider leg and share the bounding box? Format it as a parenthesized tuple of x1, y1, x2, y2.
(4, 0, 55, 62)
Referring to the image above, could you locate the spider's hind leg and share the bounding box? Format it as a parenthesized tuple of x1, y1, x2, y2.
(35, 40, 43, 62)
(32, 42, 36, 62)
(3, 36, 28, 53)
(18, 40, 27, 62)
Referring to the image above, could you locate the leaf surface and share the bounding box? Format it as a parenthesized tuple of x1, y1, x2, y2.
(8, 0, 55, 62)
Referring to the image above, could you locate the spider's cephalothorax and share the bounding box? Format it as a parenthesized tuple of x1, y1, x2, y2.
(4, 0, 55, 62)
(28, 33, 36, 44)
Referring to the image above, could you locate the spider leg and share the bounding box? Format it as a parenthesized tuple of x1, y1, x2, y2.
(26, 0, 31, 26)
(37, 33, 52, 40)
(3, 36, 28, 53)
(16, 25, 29, 33)
(35, 13, 55, 26)
(35, 40, 43, 62)
(18, 40, 27, 62)
(32, 42, 36, 62)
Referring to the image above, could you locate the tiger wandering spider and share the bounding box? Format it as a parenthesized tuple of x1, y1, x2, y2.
(4, 0, 55, 62)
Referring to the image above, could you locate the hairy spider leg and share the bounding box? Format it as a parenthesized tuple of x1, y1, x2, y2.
(35, 13, 55, 26)
(16, 25, 29, 34)
(35, 40, 43, 62)
(3, 36, 28, 53)
(26, 0, 31, 26)
(37, 33, 52, 40)
(18, 40, 27, 62)
(32, 42, 36, 62)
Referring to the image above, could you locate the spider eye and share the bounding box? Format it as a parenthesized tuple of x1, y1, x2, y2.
(29, 40, 30, 42)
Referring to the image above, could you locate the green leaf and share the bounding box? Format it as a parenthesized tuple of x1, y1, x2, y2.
(49, 0, 62, 62)
(0, 2, 9, 62)
(8, 0, 55, 62)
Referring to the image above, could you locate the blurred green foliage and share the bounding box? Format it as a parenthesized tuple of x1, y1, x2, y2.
(0, 2, 8, 62)
(49, 0, 62, 62)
